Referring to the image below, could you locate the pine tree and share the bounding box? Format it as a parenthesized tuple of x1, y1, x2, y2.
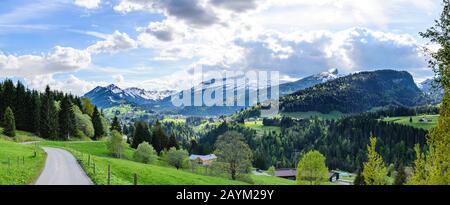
(0, 80, 15, 122)
(131, 121, 151, 149)
(110, 116, 122, 133)
(58, 96, 76, 140)
(362, 136, 388, 185)
(409, 0, 450, 185)
(40, 86, 59, 139)
(3, 107, 16, 137)
(152, 121, 168, 154)
(31, 91, 41, 134)
(167, 133, 179, 149)
(14, 81, 27, 130)
(92, 106, 104, 140)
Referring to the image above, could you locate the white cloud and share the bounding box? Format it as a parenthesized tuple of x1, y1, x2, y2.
(87, 30, 138, 54)
(199, 27, 428, 79)
(74, 0, 101, 9)
(0, 46, 91, 78)
(114, 0, 220, 27)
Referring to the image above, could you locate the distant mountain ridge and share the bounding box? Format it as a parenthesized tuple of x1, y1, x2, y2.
(280, 70, 428, 114)
(418, 78, 444, 104)
(279, 68, 341, 96)
(83, 69, 342, 114)
(83, 84, 176, 108)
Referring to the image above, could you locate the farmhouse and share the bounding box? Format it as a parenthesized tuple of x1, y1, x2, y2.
(418, 118, 433, 123)
(189, 154, 217, 166)
(275, 168, 342, 182)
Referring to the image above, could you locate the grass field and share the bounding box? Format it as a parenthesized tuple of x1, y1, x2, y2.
(0, 127, 43, 143)
(281, 111, 345, 120)
(383, 115, 439, 130)
(244, 121, 281, 135)
(0, 132, 46, 185)
(42, 141, 296, 185)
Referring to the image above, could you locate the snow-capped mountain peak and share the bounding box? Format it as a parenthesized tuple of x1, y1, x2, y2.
(83, 84, 176, 108)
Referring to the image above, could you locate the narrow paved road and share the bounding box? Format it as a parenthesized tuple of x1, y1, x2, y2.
(35, 147, 93, 185)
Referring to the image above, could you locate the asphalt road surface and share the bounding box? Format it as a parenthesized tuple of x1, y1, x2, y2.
(35, 147, 93, 185)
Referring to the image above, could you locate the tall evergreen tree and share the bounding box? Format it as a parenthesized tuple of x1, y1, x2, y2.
(14, 81, 27, 130)
(167, 133, 179, 149)
(152, 121, 168, 154)
(58, 96, 76, 140)
(131, 121, 151, 149)
(110, 116, 122, 133)
(3, 107, 16, 137)
(409, 0, 450, 185)
(0, 80, 15, 122)
(30, 91, 41, 134)
(40, 86, 59, 139)
(92, 106, 104, 140)
(362, 136, 388, 185)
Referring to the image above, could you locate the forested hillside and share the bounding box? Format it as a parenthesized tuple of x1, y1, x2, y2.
(0, 80, 109, 140)
(281, 70, 427, 113)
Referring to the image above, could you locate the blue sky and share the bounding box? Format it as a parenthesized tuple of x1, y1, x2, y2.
(0, 0, 443, 95)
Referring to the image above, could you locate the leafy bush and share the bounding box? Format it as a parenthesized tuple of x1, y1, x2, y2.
(134, 142, 157, 164)
(165, 148, 189, 169)
(107, 130, 126, 158)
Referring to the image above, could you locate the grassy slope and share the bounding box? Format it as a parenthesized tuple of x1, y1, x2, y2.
(383, 115, 439, 130)
(0, 129, 46, 185)
(281, 111, 345, 120)
(244, 121, 281, 135)
(41, 141, 295, 185)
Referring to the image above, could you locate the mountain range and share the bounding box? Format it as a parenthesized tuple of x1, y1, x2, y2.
(83, 69, 436, 116)
(84, 69, 342, 115)
(83, 84, 176, 108)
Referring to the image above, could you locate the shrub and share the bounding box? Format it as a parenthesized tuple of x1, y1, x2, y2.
(134, 142, 157, 164)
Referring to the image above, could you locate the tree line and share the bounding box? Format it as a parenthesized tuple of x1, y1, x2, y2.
(0, 80, 109, 140)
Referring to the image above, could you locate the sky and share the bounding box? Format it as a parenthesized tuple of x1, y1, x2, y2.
(0, 0, 443, 95)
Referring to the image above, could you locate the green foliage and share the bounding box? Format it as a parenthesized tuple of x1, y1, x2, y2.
(419, 0, 450, 89)
(132, 121, 152, 149)
(3, 107, 16, 137)
(92, 107, 105, 140)
(409, 1, 450, 185)
(394, 164, 407, 185)
(164, 148, 189, 169)
(39, 86, 59, 139)
(152, 121, 168, 154)
(107, 130, 126, 158)
(110, 116, 122, 133)
(58, 96, 76, 140)
(362, 137, 388, 185)
(73, 105, 95, 138)
(214, 131, 253, 180)
(167, 133, 179, 149)
(296, 150, 329, 185)
(81, 98, 95, 117)
(133, 142, 157, 164)
(267, 166, 276, 176)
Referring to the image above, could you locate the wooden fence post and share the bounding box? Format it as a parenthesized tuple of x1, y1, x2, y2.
(88, 155, 91, 167)
(134, 174, 138, 185)
(107, 163, 111, 185)
(93, 162, 96, 175)
(22, 156, 25, 165)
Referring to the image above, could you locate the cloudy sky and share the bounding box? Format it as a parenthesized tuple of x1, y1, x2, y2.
(0, 0, 442, 95)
